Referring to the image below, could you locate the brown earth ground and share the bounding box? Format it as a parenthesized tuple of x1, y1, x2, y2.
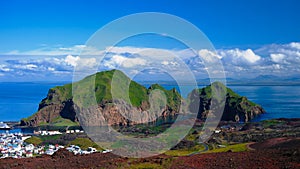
(0, 137, 299, 169)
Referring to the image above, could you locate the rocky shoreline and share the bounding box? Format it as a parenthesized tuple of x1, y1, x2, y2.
(20, 70, 265, 128)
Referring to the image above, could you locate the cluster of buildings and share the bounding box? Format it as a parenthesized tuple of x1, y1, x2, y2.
(66, 129, 84, 134)
(33, 129, 84, 136)
(0, 132, 106, 159)
(65, 145, 112, 155)
(66, 145, 99, 155)
(214, 123, 245, 133)
(0, 132, 62, 158)
(0, 132, 38, 158)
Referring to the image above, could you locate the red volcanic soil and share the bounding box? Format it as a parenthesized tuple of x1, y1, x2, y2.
(0, 137, 299, 169)
(250, 137, 300, 150)
(171, 137, 300, 169)
(0, 150, 126, 169)
(171, 149, 299, 169)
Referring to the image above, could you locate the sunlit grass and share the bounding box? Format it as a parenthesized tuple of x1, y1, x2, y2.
(164, 144, 206, 156)
(205, 143, 249, 153)
(24, 136, 43, 145)
(51, 116, 79, 126)
(68, 138, 102, 150)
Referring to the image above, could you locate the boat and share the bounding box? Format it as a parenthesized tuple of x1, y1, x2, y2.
(0, 122, 11, 130)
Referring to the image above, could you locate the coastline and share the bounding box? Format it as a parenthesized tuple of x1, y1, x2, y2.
(1, 83, 300, 122)
(3, 117, 299, 134)
(0, 117, 299, 168)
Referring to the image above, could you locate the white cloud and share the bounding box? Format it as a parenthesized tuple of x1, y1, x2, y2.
(123, 58, 146, 68)
(219, 48, 261, 64)
(105, 46, 146, 54)
(161, 61, 169, 66)
(77, 57, 97, 69)
(1, 42, 300, 80)
(106, 46, 196, 61)
(161, 61, 178, 66)
(270, 53, 285, 63)
(273, 64, 281, 70)
(175, 48, 197, 59)
(103, 55, 146, 68)
(289, 42, 300, 50)
(243, 49, 261, 63)
(59, 45, 86, 51)
(0, 65, 11, 72)
(65, 55, 80, 66)
(26, 64, 38, 70)
(13, 64, 38, 70)
(198, 49, 221, 63)
(64, 55, 98, 70)
(6, 44, 102, 56)
(130, 69, 140, 75)
(47, 67, 55, 71)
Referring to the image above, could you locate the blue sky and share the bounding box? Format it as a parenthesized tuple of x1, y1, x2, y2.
(1, 0, 300, 51)
(0, 0, 300, 81)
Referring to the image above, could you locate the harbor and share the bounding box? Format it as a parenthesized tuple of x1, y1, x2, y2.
(0, 122, 109, 159)
(0, 122, 10, 130)
(0, 122, 34, 135)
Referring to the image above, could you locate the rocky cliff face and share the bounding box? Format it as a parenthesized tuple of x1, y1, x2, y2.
(188, 82, 265, 122)
(75, 99, 177, 127)
(21, 70, 181, 127)
(20, 89, 77, 126)
(21, 95, 177, 127)
(21, 71, 265, 127)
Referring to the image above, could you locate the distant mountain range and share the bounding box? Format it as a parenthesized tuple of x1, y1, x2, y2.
(139, 75, 300, 86)
(227, 75, 300, 85)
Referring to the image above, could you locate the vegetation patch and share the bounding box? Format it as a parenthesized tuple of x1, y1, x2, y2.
(50, 116, 79, 126)
(24, 136, 42, 145)
(205, 143, 249, 153)
(68, 138, 102, 150)
(262, 119, 285, 128)
(165, 144, 206, 156)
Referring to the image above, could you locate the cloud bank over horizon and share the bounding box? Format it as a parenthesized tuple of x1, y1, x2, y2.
(0, 42, 300, 82)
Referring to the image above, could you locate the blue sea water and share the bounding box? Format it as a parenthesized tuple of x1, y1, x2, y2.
(229, 85, 300, 121)
(0, 82, 67, 121)
(0, 82, 299, 122)
(161, 85, 300, 121)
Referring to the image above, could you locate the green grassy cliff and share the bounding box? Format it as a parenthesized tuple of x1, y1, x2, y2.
(21, 71, 265, 127)
(21, 70, 181, 127)
(188, 82, 265, 122)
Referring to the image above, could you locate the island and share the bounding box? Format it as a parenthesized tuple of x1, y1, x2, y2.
(0, 70, 299, 169)
(20, 69, 265, 128)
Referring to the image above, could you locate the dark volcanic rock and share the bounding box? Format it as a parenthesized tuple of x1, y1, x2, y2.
(21, 70, 181, 127)
(188, 82, 265, 122)
(52, 149, 74, 159)
(75, 99, 177, 127)
(21, 70, 265, 127)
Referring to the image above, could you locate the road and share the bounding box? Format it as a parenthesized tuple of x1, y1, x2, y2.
(187, 142, 209, 156)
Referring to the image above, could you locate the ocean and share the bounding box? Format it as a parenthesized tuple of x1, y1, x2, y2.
(0, 82, 67, 121)
(0, 82, 300, 122)
(230, 85, 300, 121)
